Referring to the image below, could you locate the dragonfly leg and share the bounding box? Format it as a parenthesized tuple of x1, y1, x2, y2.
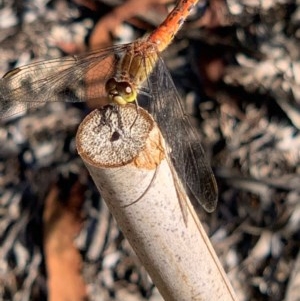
(129, 100, 140, 131)
(99, 104, 118, 126)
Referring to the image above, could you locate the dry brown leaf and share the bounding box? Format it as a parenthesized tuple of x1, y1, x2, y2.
(43, 181, 87, 301)
(89, 0, 171, 49)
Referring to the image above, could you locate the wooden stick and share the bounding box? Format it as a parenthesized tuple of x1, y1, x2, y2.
(76, 105, 237, 301)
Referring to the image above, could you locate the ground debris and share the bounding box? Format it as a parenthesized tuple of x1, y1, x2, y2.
(0, 1, 299, 300)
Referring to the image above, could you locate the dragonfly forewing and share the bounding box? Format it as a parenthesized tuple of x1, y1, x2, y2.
(0, 44, 131, 120)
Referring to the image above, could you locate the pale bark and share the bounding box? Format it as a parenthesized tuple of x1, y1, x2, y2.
(76, 105, 237, 301)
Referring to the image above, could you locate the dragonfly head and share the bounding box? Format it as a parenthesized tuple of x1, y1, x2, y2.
(105, 78, 137, 105)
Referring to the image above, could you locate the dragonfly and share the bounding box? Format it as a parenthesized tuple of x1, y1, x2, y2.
(0, 0, 218, 213)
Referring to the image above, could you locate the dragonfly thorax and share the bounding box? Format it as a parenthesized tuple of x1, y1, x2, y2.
(105, 78, 137, 105)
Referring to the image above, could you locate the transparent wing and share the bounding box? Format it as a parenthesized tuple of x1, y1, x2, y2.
(141, 55, 218, 212)
(0, 43, 131, 119)
(0, 38, 217, 210)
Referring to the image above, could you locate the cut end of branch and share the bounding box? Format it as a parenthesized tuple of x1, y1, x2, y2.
(76, 104, 165, 170)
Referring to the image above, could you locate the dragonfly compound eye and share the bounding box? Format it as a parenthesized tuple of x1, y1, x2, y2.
(105, 78, 137, 105)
